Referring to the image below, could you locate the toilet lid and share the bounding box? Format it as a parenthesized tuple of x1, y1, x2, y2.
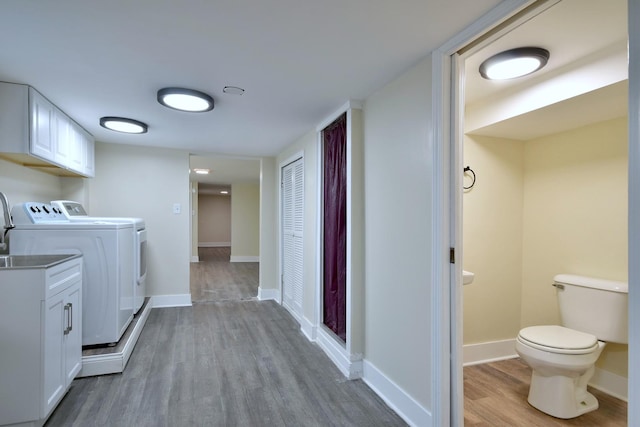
(518, 325, 598, 353)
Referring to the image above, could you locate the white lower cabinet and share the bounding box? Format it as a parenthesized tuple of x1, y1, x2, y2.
(0, 255, 82, 427)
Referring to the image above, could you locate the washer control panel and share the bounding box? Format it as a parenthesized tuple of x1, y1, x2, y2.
(11, 202, 68, 224)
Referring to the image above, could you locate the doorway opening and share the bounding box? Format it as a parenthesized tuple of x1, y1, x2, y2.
(450, 0, 630, 424)
(189, 155, 261, 303)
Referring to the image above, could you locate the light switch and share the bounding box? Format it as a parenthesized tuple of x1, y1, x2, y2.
(173, 203, 181, 214)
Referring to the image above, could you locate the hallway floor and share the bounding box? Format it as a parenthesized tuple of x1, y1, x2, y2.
(190, 247, 259, 302)
(45, 247, 406, 426)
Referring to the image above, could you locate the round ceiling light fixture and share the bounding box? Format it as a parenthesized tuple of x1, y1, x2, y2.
(479, 47, 550, 80)
(157, 87, 214, 112)
(100, 116, 148, 134)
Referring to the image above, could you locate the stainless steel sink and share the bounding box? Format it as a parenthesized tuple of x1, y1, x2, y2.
(0, 254, 80, 269)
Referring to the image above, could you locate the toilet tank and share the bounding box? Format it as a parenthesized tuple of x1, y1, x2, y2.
(554, 274, 628, 344)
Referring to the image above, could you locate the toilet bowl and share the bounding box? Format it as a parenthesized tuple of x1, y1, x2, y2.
(516, 325, 605, 419)
(515, 274, 628, 419)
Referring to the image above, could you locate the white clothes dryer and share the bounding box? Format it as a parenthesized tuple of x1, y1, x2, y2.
(10, 202, 134, 346)
(51, 200, 147, 314)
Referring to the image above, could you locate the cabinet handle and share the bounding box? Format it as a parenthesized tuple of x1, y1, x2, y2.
(68, 302, 73, 333)
(64, 303, 72, 335)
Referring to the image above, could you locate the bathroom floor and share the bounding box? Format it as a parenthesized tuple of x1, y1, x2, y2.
(464, 358, 627, 426)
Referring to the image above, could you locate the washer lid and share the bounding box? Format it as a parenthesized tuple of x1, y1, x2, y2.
(519, 325, 598, 350)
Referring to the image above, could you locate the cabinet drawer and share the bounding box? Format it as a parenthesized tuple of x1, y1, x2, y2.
(46, 258, 82, 298)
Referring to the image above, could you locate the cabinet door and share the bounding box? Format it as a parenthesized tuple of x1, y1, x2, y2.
(64, 284, 82, 385)
(42, 294, 66, 418)
(82, 131, 95, 177)
(30, 89, 56, 161)
(54, 111, 70, 165)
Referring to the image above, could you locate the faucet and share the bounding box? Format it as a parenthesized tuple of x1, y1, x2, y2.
(0, 192, 14, 252)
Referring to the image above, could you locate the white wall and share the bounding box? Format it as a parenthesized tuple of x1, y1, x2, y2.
(462, 135, 525, 344)
(230, 182, 260, 260)
(0, 157, 64, 206)
(87, 142, 191, 300)
(259, 157, 278, 294)
(198, 194, 231, 245)
(363, 56, 433, 410)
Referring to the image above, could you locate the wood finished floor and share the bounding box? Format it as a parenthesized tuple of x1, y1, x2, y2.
(45, 246, 406, 427)
(464, 358, 628, 426)
(190, 247, 259, 303)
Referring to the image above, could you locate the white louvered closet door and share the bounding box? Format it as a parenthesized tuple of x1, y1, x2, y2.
(281, 157, 304, 319)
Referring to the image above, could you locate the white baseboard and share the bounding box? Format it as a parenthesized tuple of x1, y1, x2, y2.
(230, 255, 260, 262)
(78, 299, 152, 377)
(362, 360, 431, 427)
(190, 255, 199, 263)
(198, 242, 231, 247)
(590, 367, 628, 401)
(257, 287, 280, 302)
(463, 339, 518, 366)
(151, 294, 192, 308)
(300, 316, 316, 342)
(316, 328, 363, 379)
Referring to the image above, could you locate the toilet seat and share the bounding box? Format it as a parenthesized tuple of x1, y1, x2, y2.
(518, 325, 599, 355)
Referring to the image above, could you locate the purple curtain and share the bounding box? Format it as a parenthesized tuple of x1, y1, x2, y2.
(322, 113, 347, 341)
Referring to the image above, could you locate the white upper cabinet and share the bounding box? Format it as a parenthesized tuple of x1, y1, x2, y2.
(0, 82, 95, 177)
(30, 89, 56, 161)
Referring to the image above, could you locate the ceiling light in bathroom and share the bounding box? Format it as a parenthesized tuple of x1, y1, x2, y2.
(479, 47, 550, 80)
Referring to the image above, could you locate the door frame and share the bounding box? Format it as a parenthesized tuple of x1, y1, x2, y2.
(431, 0, 640, 426)
(433, 0, 639, 425)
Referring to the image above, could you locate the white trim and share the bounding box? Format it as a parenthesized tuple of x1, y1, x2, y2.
(78, 300, 152, 377)
(590, 367, 629, 402)
(629, 1, 640, 424)
(430, 47, 453, 427)
(230, 255, 259, 262)
(315, 130, 323, 337)
(431, 1, 539, 425)
(463, 339, 518, 366)
(316, 327, 363, 379)
(151, 294, 193, 308)
(190, 255, 199, 263)
(362, 360, 431, 427)
(300, 315, 316, 341)
(198, 242, 231, 247)
(315, 100, 363, 132)
(257, 287, 280, 302)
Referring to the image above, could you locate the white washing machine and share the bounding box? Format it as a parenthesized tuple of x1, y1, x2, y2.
(51, 200, 147, 314)
(10, 202, 134, 346)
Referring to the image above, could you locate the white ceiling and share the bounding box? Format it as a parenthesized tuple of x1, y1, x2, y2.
(1, 0, 628, 188)
(464, 0, 628, 140)
(0, 0, 500, 160)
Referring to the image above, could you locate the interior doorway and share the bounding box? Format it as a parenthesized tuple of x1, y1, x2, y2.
(450, 0, 630, 423)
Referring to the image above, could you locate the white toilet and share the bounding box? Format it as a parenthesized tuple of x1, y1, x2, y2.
(515, 274, 628, 419)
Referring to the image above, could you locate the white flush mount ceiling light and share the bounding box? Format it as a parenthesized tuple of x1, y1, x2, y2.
(193, 168, 210, 175)
(100, 117, 148, 134)
(479, 47, 550, 80)
(157, 87, 214, 112)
